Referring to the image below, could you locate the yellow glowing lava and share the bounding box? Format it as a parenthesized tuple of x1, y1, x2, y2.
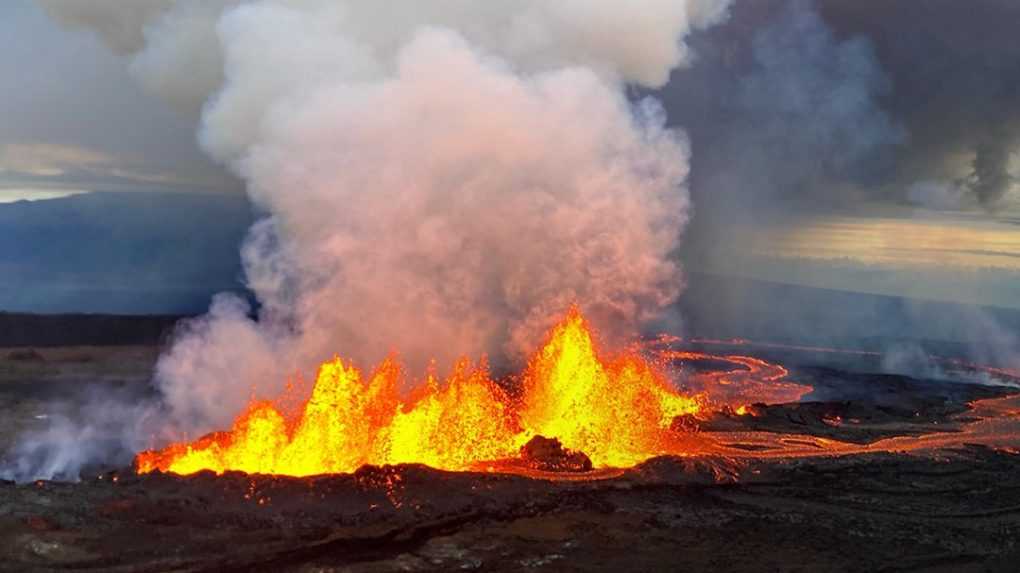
(136, 308, 703, 476)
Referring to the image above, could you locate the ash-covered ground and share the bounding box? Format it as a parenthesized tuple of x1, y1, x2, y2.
(1, 343, 1019, 572)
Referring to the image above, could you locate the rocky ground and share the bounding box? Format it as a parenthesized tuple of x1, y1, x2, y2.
(1, 345, 1019, 572)
(1, 447, 1019, 572)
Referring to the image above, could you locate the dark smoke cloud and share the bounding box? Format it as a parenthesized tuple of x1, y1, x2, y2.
(820, 0, 1020, 209)
(659, 0, 904, 262)
(662, 0, 1020, 223)
(7, 0, 735, 481)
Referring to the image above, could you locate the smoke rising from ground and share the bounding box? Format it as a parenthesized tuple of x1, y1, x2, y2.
(33, 0, 731, 440)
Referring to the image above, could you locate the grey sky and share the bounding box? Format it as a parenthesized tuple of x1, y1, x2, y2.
(0, 0, 232, 201)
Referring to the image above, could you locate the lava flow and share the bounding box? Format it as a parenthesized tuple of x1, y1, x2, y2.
(138, 308, 736, 477)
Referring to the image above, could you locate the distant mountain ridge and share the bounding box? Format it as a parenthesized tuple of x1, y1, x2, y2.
(0, 191, 254, 314)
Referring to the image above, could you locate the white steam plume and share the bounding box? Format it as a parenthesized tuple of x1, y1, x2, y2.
(32, 1, 731, 441)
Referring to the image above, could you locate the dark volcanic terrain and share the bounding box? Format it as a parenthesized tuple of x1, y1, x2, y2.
(2, 316, 1020, 571)
(2, 447, 1019, 572)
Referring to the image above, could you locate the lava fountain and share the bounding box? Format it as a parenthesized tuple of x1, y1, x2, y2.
(139, 307, 790, 477)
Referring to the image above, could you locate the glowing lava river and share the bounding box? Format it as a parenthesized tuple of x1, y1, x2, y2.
(136, 307, 1020, 478)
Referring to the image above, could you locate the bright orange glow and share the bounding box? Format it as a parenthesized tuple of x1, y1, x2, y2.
(136, 356, 519, 477)
(136, 307, 797, 477)
(515, 309, 701, 467)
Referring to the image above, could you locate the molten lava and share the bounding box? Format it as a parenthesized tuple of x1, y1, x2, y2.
(136, 308, 704, 477)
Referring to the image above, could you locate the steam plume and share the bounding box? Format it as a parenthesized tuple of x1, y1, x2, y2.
(33, 1, 731, 440)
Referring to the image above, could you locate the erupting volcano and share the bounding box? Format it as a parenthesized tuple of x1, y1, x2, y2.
(137, 308, 810, 477)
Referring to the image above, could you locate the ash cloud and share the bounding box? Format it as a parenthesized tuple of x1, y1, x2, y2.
(819, 0, 1020, 210)
(35, 0, 173, 54)
(662, 0, 1020, 224)
(663, 0, 1020, 378)
(38, 0, 238, 115)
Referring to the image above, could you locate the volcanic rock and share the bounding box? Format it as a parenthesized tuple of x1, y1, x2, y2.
(519, 436, 593, 472)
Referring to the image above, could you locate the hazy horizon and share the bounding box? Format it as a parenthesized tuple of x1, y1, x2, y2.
(3, 0, 1020, 339)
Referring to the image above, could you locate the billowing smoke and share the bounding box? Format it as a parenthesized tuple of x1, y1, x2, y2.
(663, 0, 904, 261)
(817, 0, 1020, 210)
(19, 0, 733, 469)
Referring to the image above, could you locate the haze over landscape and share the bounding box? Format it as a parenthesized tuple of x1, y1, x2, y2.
(2, 0, 1019, 317)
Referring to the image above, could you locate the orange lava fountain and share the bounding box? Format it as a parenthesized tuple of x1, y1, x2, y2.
(136, 308, 704, 477)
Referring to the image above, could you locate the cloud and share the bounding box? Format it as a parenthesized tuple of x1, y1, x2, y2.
(0, 142, 223, 192)
(0, 143, 116, 177)
(0, 188, 90, 204)
(0, 191, 252, 313)
(0, 1, 235, 194)
(659, 0, 904, 268)
(818, 0, 1020, 209)
(35, 0, 174, 54)
(5, 0, 736, 480)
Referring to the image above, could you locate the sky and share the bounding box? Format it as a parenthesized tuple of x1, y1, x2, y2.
(2, 0, 1020, 315)
(0, 0, 234, 202)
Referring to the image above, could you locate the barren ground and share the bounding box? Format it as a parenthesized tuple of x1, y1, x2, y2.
(1, 346, 1019, 572)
